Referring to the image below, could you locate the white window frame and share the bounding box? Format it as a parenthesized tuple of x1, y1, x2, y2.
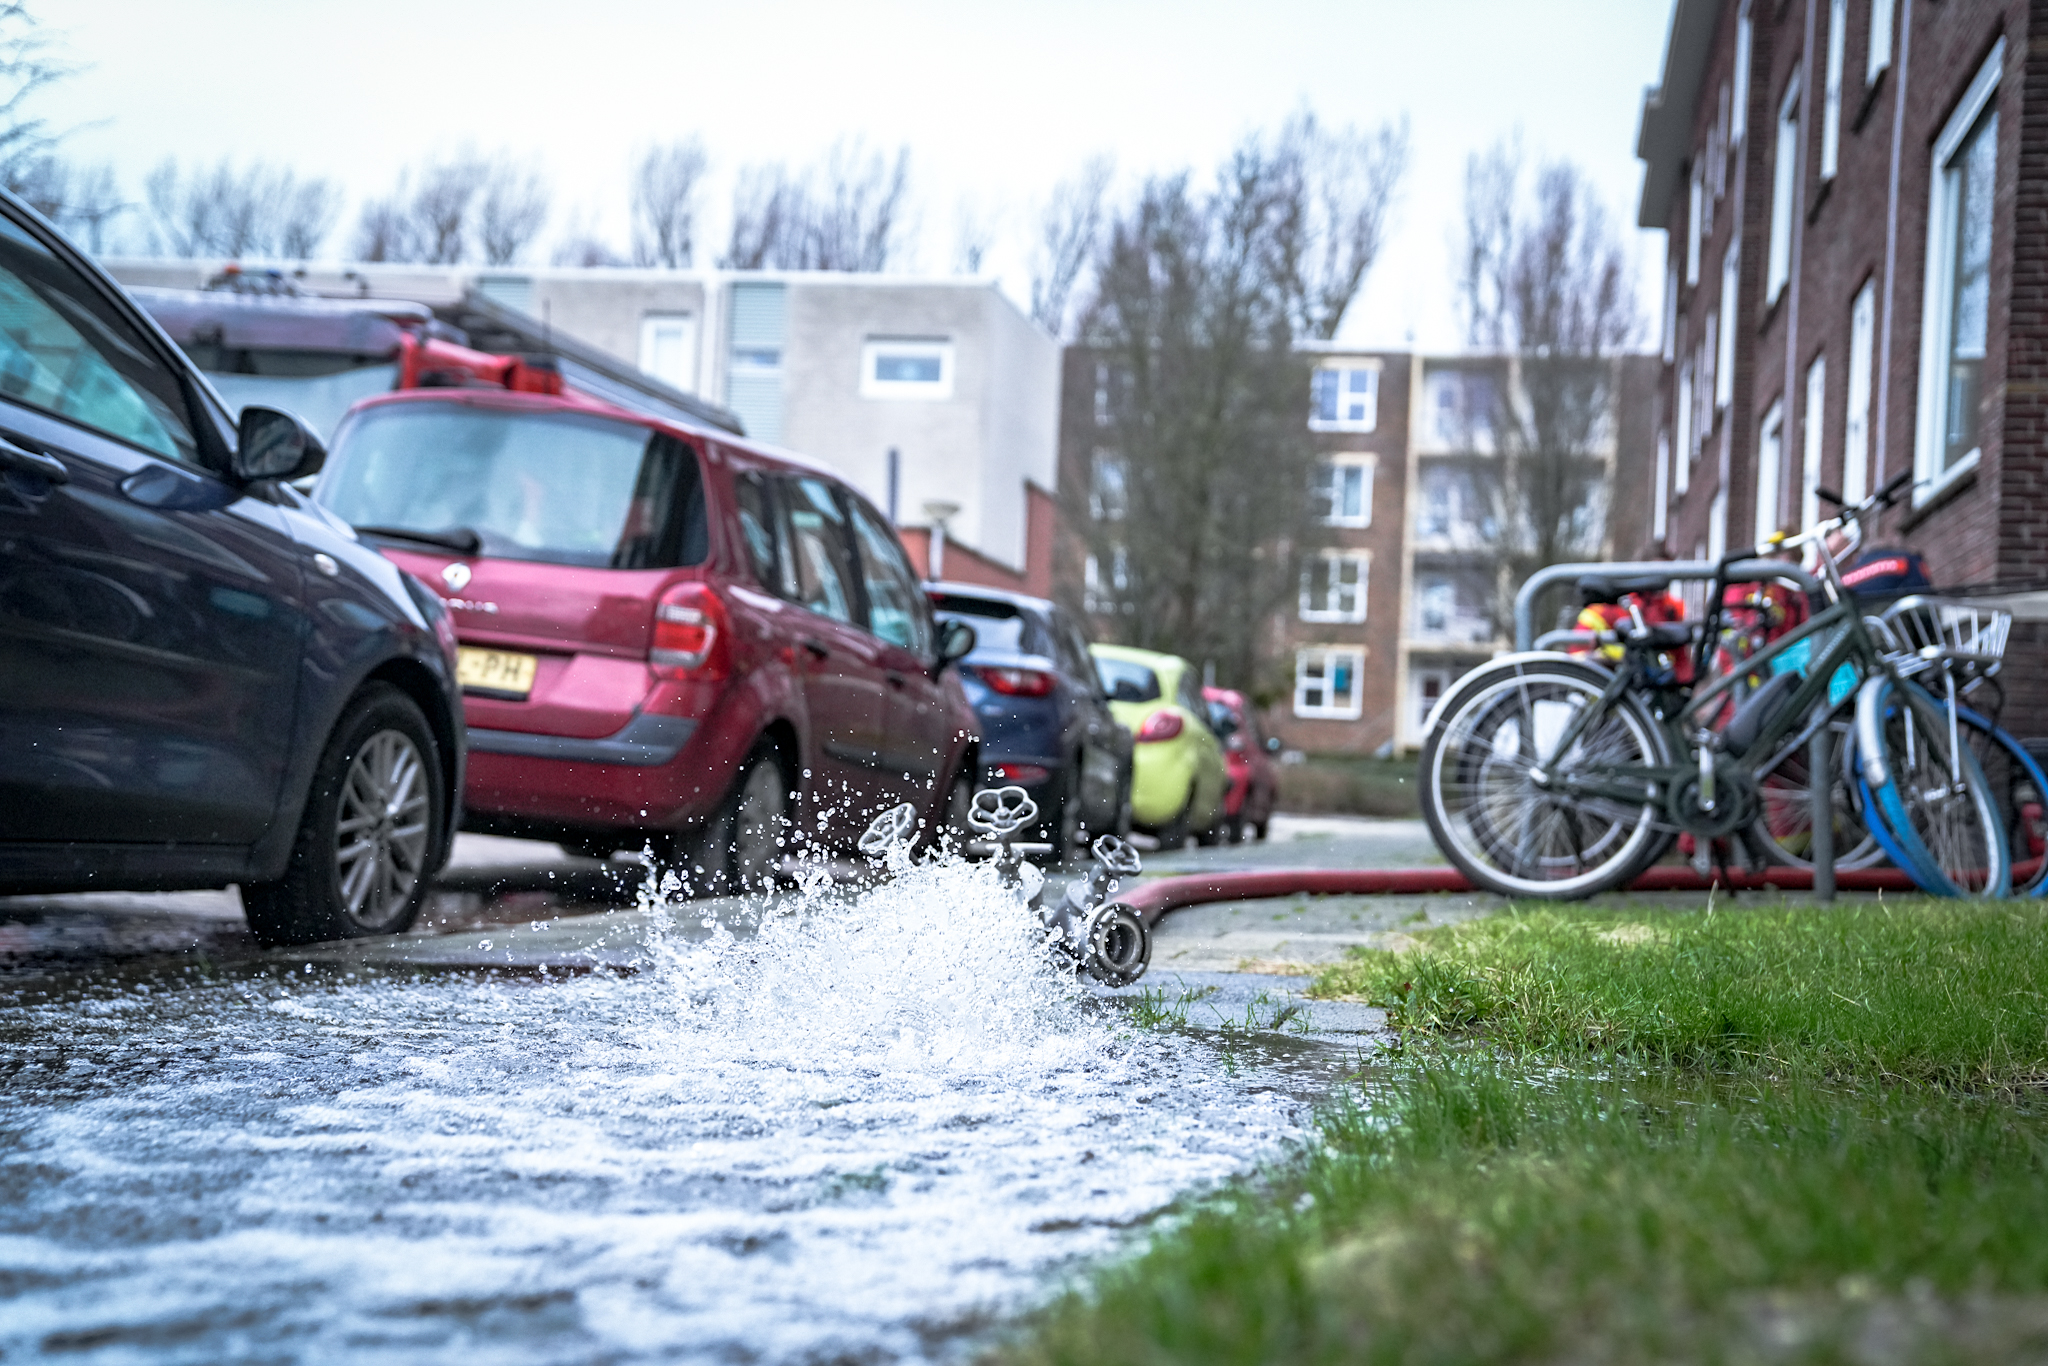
(1716, 244, 1739, 409)
(1314, 456, 1374, 527)
(1913, 39, 2004, 506)
(1687, 163, 1704, 287)
(1733, 2, 1753, 144)
(1716, 80, 1733, 198)
(1702, 313, 1718, 433)
(1708, 485, 1729, 560)
(1844, 279, 1875, 505)
(1293, 646, 1364, 721)
(1675, 362, 1694, 495)
(639, 313, 698, 393)
(1768, 75, 1801, 304)
(1756, 398, 1784, 543)
(1300, 550, 1370, 623)
(1802, 354, 1826, 533)
(1821, 0, 1846, 180)
(1654, 429, 1671, 541)
(1661, 261, 1678, 362)
(1868, 0, 1896, 84)
(1309, 363, 1380, 432)
(860, 337, 954, 400)
(1416, 577, 1457, 637)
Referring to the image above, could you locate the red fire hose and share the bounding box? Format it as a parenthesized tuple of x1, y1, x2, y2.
(1110, 863, 1926, 928)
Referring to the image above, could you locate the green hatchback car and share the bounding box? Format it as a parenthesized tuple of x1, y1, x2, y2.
(1089, 644, 1229, 848)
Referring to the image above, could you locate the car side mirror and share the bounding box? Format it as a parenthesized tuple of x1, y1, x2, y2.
(231, 406, 325, 483)
(1264, 735, 1282, 754)
(933, 618, 976, 674)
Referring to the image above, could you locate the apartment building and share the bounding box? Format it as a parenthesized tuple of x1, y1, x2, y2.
(105, 260, 1061, 592)
(1059, 346, 1656, 756)
(1636, 0, 2048, 727)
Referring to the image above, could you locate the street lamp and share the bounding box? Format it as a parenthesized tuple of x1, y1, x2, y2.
(923, 500, 960, 580)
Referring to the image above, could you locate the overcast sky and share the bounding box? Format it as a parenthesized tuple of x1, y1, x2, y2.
(35, 0, 1673, 351)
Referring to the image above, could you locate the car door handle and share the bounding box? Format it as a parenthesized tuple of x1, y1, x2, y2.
(800, 637, 831, 660)
(0, 436, 68, 484)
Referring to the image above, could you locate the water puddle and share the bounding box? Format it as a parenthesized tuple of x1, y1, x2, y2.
(0, 849, 1328, 1363)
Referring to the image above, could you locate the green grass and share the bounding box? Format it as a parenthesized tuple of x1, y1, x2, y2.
(1275, 754, 1419, 818)
(1008, 1060, 2048, 1366)
(1312, 896, 2048, 1091)
(1000, 897, 2048, 1364)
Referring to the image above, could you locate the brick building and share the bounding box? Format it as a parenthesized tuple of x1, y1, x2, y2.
(1636, 0, 2048, 725)
(1059, 347, 1655, 755)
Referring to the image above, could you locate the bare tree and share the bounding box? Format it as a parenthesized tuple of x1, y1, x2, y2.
(1072, 145, 1337, 693)
(0, 1, 71, 193)
(14, 155, 121, 250)
(145, 158, 341, 258)
(631, 138, 706, 268)
(352, 181, 415, 263)
(1454, 141, 1640, 629)
(1029, 154, 1111, 338)
(278, 177, 340, 259)
(1269, 110, 1409, 340)
(806, 139, 909, 271)
(552, 233, 627, 268)
(477, 159, 549, 265)
(719, 139, 912, 272)
(721, 162, 799, 270)
(410, 154, 487, 264)
(952, 194, 993, 275)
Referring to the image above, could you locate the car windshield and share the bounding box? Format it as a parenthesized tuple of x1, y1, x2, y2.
(1094, 655, 1160, 703)
(319, 404, 706, 569)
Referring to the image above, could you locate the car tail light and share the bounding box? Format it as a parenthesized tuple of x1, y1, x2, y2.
(978, 666, 1055, 697)
(1136, 710, 1184, 743)
(650, 582, 729, 679)
(991, 762, 1051, 784)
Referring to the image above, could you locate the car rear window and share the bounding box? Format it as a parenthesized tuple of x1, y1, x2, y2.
(319, 404, 706, 569)
(1095, 655, 1160, 703)
(932, 596, 1049, 657)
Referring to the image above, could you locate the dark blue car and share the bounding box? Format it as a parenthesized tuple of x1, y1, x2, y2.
(0, 191, 464, 946)
(927, 582, 1131, 861)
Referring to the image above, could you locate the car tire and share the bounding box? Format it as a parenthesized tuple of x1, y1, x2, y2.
(921, 760, 976, 856)
(1254, 818, 1271, 842)
(1156, 798, 1191, 851)
(1194, 816, 1226, 847)
(242, 683, 446, 947)
(686, 745, 790, 897)
(1226, 816, 1245, 844)
(1050, 760, 1085, 864)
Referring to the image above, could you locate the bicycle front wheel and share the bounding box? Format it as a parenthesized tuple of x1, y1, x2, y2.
(1420, 657, 1672, 899)
(1856, 676, 2011, 897)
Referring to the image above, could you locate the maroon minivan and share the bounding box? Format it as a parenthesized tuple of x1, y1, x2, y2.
(312, 388, 981, 890)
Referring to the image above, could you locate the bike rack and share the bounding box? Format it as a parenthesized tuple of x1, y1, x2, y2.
(1507, 556, 1838, 898)
(1511, 558, 1824, 652)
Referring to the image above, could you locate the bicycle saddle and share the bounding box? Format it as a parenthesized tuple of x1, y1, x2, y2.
(1578, 573, 1672, 604)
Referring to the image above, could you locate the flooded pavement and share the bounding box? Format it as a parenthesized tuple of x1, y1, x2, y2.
(0, 826, 1396, 1365)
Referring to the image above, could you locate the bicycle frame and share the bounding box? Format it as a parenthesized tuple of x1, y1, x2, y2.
(1522, 505, 1906, 836)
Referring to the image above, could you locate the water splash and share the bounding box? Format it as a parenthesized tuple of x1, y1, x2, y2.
(0, 844, 1310, 1364)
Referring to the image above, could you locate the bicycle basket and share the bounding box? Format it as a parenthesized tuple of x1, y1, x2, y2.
(1877, 595, 2012, 677)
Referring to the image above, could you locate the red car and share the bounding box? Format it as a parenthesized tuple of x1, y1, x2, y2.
(312, 388, 981, 890)
(1203, 687, 1281, 842)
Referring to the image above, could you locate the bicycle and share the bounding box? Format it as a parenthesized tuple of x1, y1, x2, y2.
(1860, 596, 2040, 895)
(1420, 470, 2010, 899)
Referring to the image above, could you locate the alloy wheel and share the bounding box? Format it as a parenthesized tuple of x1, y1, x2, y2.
(334, 729, 432, 930)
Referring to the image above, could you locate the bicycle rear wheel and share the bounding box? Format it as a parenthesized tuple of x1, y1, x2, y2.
(1420, 657, 1671, 899)
(1955, 706, 2048, 896)
(1749, 709, 1885, 871)
(1856, 676, 2010, 897)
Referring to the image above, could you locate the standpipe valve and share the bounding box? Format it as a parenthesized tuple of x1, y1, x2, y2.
(855, 785, 1151, 987)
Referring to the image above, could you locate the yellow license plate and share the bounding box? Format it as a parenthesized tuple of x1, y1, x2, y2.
(457, 647, 539, 698)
